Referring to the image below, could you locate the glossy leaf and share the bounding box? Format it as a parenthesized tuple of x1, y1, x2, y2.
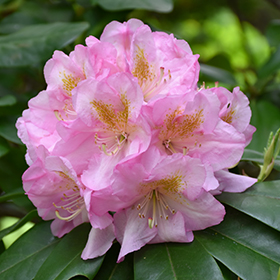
(94, 243, 134, 280)
(96, 0, 173, 12)
(247, 100, 280, 153)
(258, 46, 280, 78)
(0, 221, 59, 280)
(199, 64, 236, 86)
(34, 223, 104, 280)
(0, 209, 37, 240)
(0, 191, 26, 203)
(0, 22, 89, 67)
(0, 118, 22, 144)
(195, 207, 280, 280)
(134, 241, 224, 280)
(217, 180, 280, 231)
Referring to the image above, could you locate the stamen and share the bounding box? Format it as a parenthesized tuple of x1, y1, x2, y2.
(148, 190, 157, 229)
(95, 132, 128, 156)
(53, 185, 85, 222)
(54, 110, 63, 121)
(55, 208, 83, 221)
(163, 139, 177, 154)
(148, 218, 154, 229)
(136, 189, 176, 229)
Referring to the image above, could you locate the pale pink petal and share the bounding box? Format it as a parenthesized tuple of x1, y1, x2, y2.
(165, 190, 225, 231)
(114, 208, 157, 262)
(149, 212, 194, 243)
(211, 169, 257, 195)
(81, 224, 115, 260)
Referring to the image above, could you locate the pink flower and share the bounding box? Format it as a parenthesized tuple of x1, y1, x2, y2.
(72, 72, 151, 160)
(23, 145, 116, 258)
(111, 148, 225, 262)
(145, 88, 247, 171)
(100, 19, 200, 102)
(16, 18, 257, 263)
(16, 40, 119, 164)
(22, 146, 89, 237)
(213, 86, 256, 146)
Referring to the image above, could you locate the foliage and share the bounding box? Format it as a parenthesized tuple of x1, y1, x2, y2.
(0, 0, 280, 279)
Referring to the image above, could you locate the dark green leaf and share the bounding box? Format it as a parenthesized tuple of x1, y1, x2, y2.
(97, 0, 173, 12)
(94, 242, 133, 280)
(217, 180, 280, 231)
(0, 240, 5, 254)
(247, 100, 280, 153)
(0, 141, 9, 158)
(258, 46, 280, 78)
(266, 19, 280, 48)
(196, 207, 280, 280)
(200, 64, 237, 85)
(0, 221, 59, 280)
(34, 223, 104, 280)
(0, 118, 22, 144)
(0, 95, 16, 107)
(0, 22, 89, 67)
(0, 191, 25, 203)
(134, 241, 224, 280)
(0, 209, 38, 240)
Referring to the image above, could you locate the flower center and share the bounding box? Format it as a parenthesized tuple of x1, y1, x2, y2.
(53, 173, 85, 221)
(91, 94, 131, 155)
(160, 108, 204, 154)
(136, 189, 176, 228)
(95, 131, 128, 156)
(60, 71, 81, 97)
(135, 172, 186, 228)
(54, 99, 77, 121)
(221, 104, 235, 124)
(132, 47, 171, 101)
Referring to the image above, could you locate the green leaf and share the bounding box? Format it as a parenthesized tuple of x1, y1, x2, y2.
(258, 46, 280, 78)
(0, 209, 37, 240)
(0, 118, 22, 144)
(0, 191, 25, 203)
(96, 0, 173, 12)
(217, 180, 280, 231)
(0, 141, 9, 157)
(0, 240, 4, 254)
(34, 223, 104, 280)
(195, 207, 280, 280)
(134, 241, 224, 280)
(0, 22, 89, 67)
(266, 19, 280, 48)
(94, 243, 134, 280)
(199, 64, 237, 85)
(0, 221, 59, 280)
(0, 95, 16, 107)
(247, 100, 280, 153)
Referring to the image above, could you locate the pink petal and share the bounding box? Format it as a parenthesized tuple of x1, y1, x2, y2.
(81, 224, 115, 260)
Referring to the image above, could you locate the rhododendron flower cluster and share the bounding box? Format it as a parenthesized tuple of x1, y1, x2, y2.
(16, 19, 257, 262)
